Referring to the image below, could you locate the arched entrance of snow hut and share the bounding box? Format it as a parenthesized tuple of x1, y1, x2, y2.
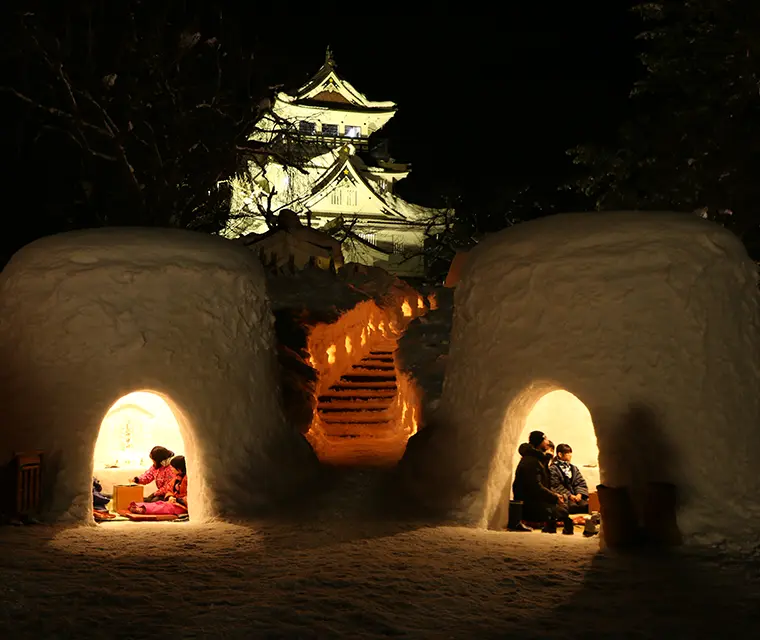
(92, 391, 199, 521)
(511, 389, 600, 499)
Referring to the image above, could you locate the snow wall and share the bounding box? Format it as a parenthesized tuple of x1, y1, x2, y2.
(0, 228, 318, 523)
(400, 212, 760, 551)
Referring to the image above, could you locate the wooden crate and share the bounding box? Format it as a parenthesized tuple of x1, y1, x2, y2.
(112, 484, 144, 512)
(15, 451, 43, 516)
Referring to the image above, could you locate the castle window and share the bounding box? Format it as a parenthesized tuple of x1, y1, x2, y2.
(358, 231, 377, 246)
(299, 121, 316, 135)
(344, 125, 361, 138)
(322, 124, 339, 137)
(329, 186, 358, 207)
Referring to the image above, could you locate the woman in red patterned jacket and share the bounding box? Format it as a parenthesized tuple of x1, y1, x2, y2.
(132, 446, 177, 502)
(129, 456, 188, 516)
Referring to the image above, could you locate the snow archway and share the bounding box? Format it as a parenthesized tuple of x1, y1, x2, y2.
(512, 389, 599, 495)
(93, 391, 189, 500)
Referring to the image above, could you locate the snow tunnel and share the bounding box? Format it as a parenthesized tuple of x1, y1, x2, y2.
(305, 296, 425, 467)
(0, 228, 317, 524)
(400, 212, 760, 551)
(512, 389, 600, 498)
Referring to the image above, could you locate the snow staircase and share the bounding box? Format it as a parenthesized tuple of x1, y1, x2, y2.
(317, 340, 399, 440)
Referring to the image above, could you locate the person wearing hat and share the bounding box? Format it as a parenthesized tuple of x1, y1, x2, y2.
(511, 430, 574, 534)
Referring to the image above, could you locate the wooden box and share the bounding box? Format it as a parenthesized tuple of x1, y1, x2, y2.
(112, 484, 144, 512)
(588, 491, 600, 513)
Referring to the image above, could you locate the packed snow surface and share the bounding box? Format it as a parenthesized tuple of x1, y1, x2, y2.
(0, 228, 316, 523)
(1, 517, 759, 638)
(403, 212, 760, 551)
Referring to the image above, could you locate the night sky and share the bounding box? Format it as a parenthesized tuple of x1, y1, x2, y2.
(244, 4, 639, 208)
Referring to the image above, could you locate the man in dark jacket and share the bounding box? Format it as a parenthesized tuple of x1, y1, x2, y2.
(512, 430, 572, 533)
(549, 443, 590, 514)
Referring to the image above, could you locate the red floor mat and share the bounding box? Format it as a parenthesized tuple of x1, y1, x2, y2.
(117, 510, 179, 521)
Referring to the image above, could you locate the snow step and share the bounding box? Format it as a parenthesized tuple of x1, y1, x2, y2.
(341, 374, 396, 383)
(321, 422, 397, 433)
(317, 397, 393, 411)
(330, 377, 396, 392)
(318, 391, 396, 401)
(318, 406, 389, 414)
(321, 430, 399, 439)
(348, 368, 396, 377)
(352, 363, 395, 371)
(360, 360, 394, 368)
(320, 413, 394, 424)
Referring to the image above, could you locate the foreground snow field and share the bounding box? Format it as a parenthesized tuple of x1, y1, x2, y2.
(1, 516, 758, 639)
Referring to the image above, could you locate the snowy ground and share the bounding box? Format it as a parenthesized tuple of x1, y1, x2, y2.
(2, 472, 759, 640)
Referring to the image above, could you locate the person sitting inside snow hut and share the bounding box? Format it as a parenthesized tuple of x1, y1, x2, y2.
(512, 431, 574, 535)
(131, 446, 176, 502)
(549, 443, 590, 514)
(544, 441, 555, 466)
(129, 456, 188, 516)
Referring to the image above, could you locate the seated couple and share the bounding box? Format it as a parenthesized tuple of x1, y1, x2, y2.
(129, 446, 189, 516)
(510, 430, 589, 534)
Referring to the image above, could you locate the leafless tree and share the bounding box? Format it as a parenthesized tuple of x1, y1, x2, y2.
(2, 1, 257, 249)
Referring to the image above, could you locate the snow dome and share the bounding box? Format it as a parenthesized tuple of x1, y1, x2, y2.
(403, 212, 760, 551)
(0, 228, 316, 523)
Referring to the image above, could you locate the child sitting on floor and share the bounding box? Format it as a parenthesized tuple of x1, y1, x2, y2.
(129, 456, 188, 516)
(92, 478, 111, 511)
(549, 443, 590, 514)
(163, 456, 188, 508)
(131, 446, 176, 502)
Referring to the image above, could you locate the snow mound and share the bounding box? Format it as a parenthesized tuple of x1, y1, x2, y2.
(401, 211, 760, 552)
(0, 228, 317, 523)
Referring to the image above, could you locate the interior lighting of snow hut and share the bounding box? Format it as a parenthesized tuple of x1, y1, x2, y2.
(361, 328, 367, 346)
(92, 391, 186, 494)
(326, 344, 337, 364)
(378, 321, 386, 336)
(345, 336, 353, 354)
(512, 389, 600, 495)
(402, 299, 413, 317)
(427, 293, 438, 310)
(417, 296, 425, 310)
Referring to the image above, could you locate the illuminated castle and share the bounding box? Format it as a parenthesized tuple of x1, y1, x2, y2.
(226, 47, 443, 277)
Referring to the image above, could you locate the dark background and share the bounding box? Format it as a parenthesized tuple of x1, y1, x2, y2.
(0, 2, 641, 260)
(242, 4, 639, 207)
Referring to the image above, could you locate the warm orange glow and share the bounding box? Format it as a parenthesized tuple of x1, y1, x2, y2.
(93, 391, 184, 471)
(428, 293, 438, 310)
(417, 296, 424, 309)
(304, 294, 425, 468)
(513, 389, 600, 493)
(309, 355, 316, 367)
